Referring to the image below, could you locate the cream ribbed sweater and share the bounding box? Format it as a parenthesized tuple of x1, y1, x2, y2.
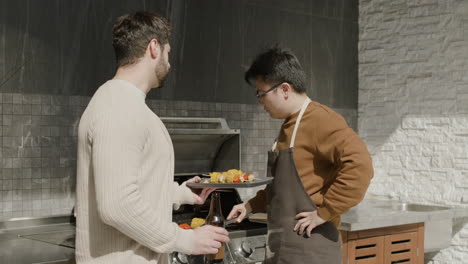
(75, 80, 195, 264)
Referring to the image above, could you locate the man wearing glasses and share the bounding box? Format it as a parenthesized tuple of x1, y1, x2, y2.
(228, 46, 373, 263)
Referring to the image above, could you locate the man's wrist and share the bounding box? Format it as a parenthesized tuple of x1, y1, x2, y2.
(244, 202, 252, 214)
(316, 206, 333, 222)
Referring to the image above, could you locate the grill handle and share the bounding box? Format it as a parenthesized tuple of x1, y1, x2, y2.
(160, 117, 230, 130)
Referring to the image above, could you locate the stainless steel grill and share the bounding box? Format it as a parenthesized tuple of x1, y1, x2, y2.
(163, 117, 267, 264)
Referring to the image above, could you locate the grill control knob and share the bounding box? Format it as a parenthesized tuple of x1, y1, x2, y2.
(173, 252, 188, 264)
(240, 241, 254, 258)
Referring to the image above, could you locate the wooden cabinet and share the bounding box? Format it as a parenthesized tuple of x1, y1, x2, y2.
(341, 223, 424, 264)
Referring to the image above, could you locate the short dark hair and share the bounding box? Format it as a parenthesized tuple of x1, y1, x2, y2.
(245, 46, 307, 93)
(112, 12, 171, 67)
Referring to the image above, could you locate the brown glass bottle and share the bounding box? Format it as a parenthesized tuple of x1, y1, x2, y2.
(204, 191, 225, 264)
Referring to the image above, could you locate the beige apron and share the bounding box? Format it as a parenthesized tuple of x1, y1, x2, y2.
(265, 98, 342, 264)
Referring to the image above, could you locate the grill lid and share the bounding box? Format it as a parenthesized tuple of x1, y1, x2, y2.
(161, 117, 240, 175)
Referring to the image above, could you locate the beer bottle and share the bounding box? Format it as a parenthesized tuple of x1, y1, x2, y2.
(205, 191, 225, 264)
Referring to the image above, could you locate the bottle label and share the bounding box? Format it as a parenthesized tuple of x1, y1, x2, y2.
(213, 244, 224, 260)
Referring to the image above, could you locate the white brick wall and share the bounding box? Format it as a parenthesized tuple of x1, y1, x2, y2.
(359, 0, 468, 263)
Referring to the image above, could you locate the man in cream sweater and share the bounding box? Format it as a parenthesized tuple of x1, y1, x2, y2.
(75, 12, 229, 264)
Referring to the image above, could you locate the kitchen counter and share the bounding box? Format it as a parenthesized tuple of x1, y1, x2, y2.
(340, 199, 454, 231)
(0, 219, 75, 264)
(340, 199, 462, 252)
(251, 199, 458, 232)
(1, 199, 465, 263)
(0, 216, 268, 264)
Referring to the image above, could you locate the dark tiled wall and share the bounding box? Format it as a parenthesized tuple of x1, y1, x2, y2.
(0, 93, 356, 220)
(0, 93, 87, 219)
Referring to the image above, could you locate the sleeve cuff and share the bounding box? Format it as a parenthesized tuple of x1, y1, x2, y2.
(248, 192, 266, 213)
(173, 182, 195, 210)
(317, 206, 336, 222)
(174, 226, 194, 254)
(180, 182, 196, 204)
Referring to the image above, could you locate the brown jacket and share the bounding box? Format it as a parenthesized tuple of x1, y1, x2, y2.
(249, 101, 373, 227)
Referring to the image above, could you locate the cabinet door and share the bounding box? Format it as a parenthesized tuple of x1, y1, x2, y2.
(384, 232, 419, 264)
(348, 236, 385, 264)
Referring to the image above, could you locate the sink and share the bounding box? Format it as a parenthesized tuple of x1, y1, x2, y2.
(377, 202, 450, 212)
(342, 200, 455, 252)
(371, 202, 452, 252)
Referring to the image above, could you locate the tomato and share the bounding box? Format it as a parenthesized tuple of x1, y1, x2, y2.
(242, 173, 251, 181)
(233, 175, 241, 183)
(178, 223, 191, 229)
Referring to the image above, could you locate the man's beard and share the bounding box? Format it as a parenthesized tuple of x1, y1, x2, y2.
(155, 63, 169, 88)
(158, 73, 168, 88)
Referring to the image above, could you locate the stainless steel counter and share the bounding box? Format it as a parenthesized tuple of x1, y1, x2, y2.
(252, 199, 461, 253)
(340, 199, 461, 253)
(340, 199, 453, 231)
(0, 219, 75, 264)
(0, 215, 268, 264)
(1, 199, 465, 262)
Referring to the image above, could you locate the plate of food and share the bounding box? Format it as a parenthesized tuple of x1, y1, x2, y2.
(186, 169, 272, 188)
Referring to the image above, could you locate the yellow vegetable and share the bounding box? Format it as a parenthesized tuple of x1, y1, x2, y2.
(208, 169, 248, 183)
(190, 218, 206, 229)
(209, 172, 221, 183)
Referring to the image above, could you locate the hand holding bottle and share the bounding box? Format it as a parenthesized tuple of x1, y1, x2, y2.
(204, 191, 227, 263)
(191, 225, 230, 255)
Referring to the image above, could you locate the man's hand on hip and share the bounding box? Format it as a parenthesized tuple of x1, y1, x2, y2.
(293, 210, 326, 237)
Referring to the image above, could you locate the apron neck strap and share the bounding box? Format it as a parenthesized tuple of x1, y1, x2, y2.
(271, 97, 311, 151)
(290, 97, 311, 148)
(271, 141, 278, 152)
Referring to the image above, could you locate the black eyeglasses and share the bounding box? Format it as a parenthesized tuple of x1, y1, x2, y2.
(255, 82, 283, 99)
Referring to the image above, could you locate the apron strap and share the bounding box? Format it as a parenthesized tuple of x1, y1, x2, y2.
(290, 98, 311, 148)
(271, 141, 278, 152)
(271, 97, 311, 151)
